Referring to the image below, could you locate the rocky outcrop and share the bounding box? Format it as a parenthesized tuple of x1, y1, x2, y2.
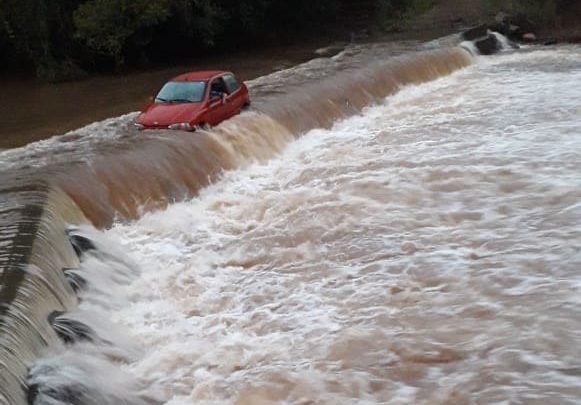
(461, 16, 526, 55)
(460, 11, 542, 52)
(474, 34, 502, 55)
(490, 12, 537, 42)
(461, 25, 507, 56)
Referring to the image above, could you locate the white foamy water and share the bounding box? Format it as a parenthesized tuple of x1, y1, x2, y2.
(103, 46, 581, 404)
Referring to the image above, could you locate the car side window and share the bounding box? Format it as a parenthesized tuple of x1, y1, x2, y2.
(210, 78, 229, 97)
(223, 74, 240, 93)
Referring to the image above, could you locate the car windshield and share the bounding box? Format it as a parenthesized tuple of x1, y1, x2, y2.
(155, 81, 206, 103)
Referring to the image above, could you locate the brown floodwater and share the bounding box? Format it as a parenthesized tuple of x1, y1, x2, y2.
(108, 44, 581, 404)
(0, 44, 328, 149)
(1, 33, 580, 405)
(1, 39, 445, 227)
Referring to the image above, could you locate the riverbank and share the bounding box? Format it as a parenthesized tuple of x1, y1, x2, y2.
(0, 43, 330, 149)
(2, 0, 579, 150)
(0, 27, 452, 150)
(399, 0, 581, 44)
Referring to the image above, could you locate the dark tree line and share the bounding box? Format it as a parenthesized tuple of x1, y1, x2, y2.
(0, 0, 577, 81)
(0, 0, 340, 80)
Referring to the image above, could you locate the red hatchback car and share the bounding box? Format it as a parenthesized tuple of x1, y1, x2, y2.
(135, 70, 250, 131)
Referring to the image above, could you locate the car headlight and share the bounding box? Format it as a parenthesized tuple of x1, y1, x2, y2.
(134, 122, 145, 130)
(168, 122, 192, 130)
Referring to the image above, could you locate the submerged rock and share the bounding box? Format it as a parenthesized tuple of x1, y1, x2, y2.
(63, 268, 87, 294)
(48, 311, 96, 344)
(475, 34, 502, 55)
(67, 230, 96, 257)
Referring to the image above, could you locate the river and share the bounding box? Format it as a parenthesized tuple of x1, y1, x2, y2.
(2, 40, 581, 404)
(0, 44, 324, 149)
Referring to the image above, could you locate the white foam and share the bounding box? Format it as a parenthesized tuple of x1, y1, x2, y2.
(103, 46, 581, 403)
(25, 45, 581, 404)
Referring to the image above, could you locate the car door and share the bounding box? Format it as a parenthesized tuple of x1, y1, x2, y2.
(223, 73, 245, 113)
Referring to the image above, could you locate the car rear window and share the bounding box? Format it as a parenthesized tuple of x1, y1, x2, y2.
(223, 74, 240, 93)
(156, 81, 206, 103)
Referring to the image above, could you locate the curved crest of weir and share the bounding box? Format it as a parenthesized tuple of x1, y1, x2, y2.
(0, 37, 484, 404)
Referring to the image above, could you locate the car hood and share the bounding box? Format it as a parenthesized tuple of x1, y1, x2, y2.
(137, 102, 204, 126)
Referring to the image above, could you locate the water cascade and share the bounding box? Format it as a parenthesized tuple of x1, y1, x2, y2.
(4, 36, 544, 403)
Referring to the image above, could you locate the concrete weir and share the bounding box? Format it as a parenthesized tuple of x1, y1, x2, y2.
(0, 35, 511, 403)
(0, 183, 87, 405)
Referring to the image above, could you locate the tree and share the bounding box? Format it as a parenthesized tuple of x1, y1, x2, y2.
(375, 0, 433, 32)
(74, 0, 170, 66)
(1, 0, 341, 79)
(0, 0, 86, 80)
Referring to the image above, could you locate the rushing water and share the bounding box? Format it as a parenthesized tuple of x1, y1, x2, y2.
(0, 41, 469, 228)
(2, 41, 581, 404)
(68, 45, 580, 404)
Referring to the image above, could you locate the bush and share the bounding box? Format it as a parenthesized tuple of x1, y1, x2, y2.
(483, 0, 561, 26)
(0, 0, 339, 78)
(74, 0, 170, 65)
(376, 0, 434, 32)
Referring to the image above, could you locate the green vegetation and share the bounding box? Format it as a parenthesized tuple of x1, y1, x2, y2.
(483, 0, 579, 26)
(74, 0, 170, 66)
(0, 0, 577, 81)
(376, 0, 433, 32)
(484, 0, 555, 25)
(0, 0, 340, 80)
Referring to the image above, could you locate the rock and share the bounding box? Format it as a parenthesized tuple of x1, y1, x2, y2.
(495, 11, 509, 24)
(506, 15, 537, 40)
(462, 24, 489, 41)
(474, 34, 502, 55)
(490, 12, 537, 41)
(510, 14, 536, 36)
(522, 32, 537, 42)
(491, 12, 511, 36)
(489, 22, 507, 36)
(509, 24, 521, 35)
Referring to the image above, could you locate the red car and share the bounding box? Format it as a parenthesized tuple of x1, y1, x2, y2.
(135, 70, 250, 131)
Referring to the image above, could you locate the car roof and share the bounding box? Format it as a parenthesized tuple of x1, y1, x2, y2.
(171, 70, 230, 81)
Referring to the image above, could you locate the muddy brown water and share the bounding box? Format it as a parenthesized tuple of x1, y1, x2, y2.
(0, 45, 327, 149)
(109, 44, 581, 404)
(1, 35, 580, 405)
(1, 39, 447, 227)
